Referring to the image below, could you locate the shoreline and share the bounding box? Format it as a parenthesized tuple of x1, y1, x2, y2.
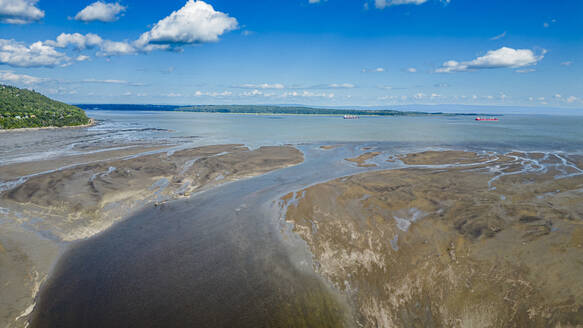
(0, 118, 96, 133)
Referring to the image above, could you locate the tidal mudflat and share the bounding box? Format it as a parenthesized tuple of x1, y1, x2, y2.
(283, 150, 583, 327)
(0, 141, 304, 327)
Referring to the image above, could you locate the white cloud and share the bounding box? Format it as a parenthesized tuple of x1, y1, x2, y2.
(489, 31, 506, 40)
(515, 68, 535, 73)
(136, 0, 238, 49)
(566, 96, 578, 103)
(0, 70, 46, 84)
(238, 83, 284, 89)
(43, 32, 139, 58)
(194, 90, 232, 97)
(554, 94, 562, 99)
(328, 83, 355, 88)
(375, 0, 427, 9)
(362, 67, 385, 73)
(76, 55, 90, 61)
(74, 1, 126, 22)
(560, 61, 572, 67)
(436, 47, 545, 73)
(0, 0, 44, 24)
(46, 33, 103, 50)
(309, 0, 320, 3)
(81, 78, 145, 86)
(283, 91, 334, 98)
(241, 89, 264, 97)
(413, 92, 424, 99)
(543, 22, 549, 28)
(0, 39, 69, 67)
(98, 40, 136, 56)
(407, 67, 417, 73)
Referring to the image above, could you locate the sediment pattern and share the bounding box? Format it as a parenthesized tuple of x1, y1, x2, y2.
(283, 150, 583, 327)
(0, 144, 303, 328)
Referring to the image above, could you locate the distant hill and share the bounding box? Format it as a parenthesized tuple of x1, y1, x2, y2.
(77, 104, 483, 117)
(0, 85, 90, 129)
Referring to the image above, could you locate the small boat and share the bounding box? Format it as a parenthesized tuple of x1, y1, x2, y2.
(344, 114, 359, 119)
(475, 116, 498, 121)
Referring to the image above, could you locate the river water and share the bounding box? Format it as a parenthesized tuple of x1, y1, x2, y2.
(6, 110, 581, 327)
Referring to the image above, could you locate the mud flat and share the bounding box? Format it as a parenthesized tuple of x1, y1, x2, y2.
(283, 150, 583, 327)
(345, 152, 381, 167)
(0, 144, 303, 328)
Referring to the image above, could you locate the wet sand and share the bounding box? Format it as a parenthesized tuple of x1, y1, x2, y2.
(345, 152, 381, 167)
(0, 144, 304, 328)
(283, 150, 583, 327)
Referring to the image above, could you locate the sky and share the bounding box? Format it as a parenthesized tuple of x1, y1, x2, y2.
(0, 0, 581, 110)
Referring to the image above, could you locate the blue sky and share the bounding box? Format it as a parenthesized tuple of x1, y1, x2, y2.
(0, 0, 581, 109)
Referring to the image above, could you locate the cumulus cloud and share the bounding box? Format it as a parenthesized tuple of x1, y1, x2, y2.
(43, 32, 138, 57)
(136, 0, 238, 49)
(45, 33, 103, 50)
(98, 40, 136, 56)
(74, 1, 126, 22)
(560, 61, 572, 67)
(374, 0, 428, 9)
(515, 68, 535, 73)
(0, 70, 46, 84)
(436, 47, 545, 73)
(0, 39, 69, 67)
(194, 90, 232, 97)
(0, 0, 44, 24)
(240, 89, 264, 97)
(327, 83, 355, 88)
(407, 67, 417, 73)
(81, 78, 145, 86)
(283, 90, 334, 98)
(362, 67, 385, 73)
(238, 83, 284, 89)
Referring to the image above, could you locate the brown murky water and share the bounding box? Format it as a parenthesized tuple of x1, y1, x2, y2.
(30, 145, 368, 328)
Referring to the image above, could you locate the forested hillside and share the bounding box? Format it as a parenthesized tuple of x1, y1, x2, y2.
(0, 85, 90, 129)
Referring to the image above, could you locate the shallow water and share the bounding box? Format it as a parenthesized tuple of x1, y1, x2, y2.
(2, 111, 583, 167)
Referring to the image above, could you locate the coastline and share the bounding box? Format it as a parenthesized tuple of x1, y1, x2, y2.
(0, 118, 96, 133)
